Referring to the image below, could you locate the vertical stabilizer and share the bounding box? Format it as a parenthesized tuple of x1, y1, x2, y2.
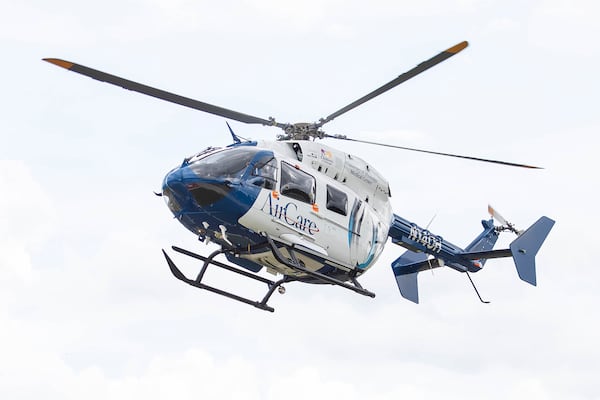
(391, 251, 429, 304)
(509, 216, 555, 285)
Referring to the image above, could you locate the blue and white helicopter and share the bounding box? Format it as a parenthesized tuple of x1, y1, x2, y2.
(45, 41, 554, 312)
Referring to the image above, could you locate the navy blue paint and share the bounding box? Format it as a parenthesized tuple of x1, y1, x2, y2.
(162, 146, 273, 249)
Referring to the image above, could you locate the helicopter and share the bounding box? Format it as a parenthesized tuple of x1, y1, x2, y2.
(44, 41, 554, 312)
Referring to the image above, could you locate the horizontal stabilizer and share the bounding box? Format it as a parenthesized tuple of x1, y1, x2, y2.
(461, 248, 512, 260)
(509, 216, 555, 285)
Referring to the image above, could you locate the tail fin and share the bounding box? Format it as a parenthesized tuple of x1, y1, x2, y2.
(391, 251, 430, 304)
(509, 216, 555, 285)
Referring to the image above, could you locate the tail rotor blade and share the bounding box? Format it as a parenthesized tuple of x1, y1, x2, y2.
(488, 204, 508, 225)
(488, 204, 523, 234)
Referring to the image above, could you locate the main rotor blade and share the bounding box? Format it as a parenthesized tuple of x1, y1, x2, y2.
(317, 41, 468, 127)
(43, 58, 286, 128)
(324, 134, 542, 169)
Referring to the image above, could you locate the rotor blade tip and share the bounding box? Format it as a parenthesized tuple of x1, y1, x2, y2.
(43, 58, 74, 70)
(446, 41, 469, 54)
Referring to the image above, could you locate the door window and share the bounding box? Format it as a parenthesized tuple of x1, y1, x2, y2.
(280, 162, 316, 204)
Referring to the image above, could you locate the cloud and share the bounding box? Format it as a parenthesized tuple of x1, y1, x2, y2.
(0, 342, 260, 400)
(0, 161, 57, 296)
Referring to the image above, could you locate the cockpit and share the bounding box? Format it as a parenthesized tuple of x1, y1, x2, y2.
(187, 147, 277, 187)
(164, 145, 320, 216)
(187, 146, 263, 181)
(186, 145, 320, 202)
(176, 146, 278, 208)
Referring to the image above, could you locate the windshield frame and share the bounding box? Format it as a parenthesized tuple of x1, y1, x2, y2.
(187, 146, 275, 183)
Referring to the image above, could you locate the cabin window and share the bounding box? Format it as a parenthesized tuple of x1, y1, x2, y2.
(280, 162, 315, 204)
(250, 156, 278, 190)
(326, 184, 347, 216)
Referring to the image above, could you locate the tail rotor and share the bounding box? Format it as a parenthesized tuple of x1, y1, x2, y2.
(488, 204, 523, 235)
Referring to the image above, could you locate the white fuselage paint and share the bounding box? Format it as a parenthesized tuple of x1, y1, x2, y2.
(237, 140, 393, 276)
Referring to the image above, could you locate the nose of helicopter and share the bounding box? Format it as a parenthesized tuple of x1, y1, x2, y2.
(162, 166, 185, 214)
(161, 165, 238, 214)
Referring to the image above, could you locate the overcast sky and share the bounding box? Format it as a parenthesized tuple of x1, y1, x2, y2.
(1, 0, 599, 399)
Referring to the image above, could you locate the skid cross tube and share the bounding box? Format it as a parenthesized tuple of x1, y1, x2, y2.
(163, 247, 293, 312)
(172, 246, 274, 285)
(265, 234, 375, 298)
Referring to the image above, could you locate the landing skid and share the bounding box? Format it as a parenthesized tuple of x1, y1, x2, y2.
(264, 234, 376, 298)
(163, 246, 292, 312)
(163, 236, 375, 312)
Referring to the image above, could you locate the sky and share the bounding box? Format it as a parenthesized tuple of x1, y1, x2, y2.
(1, 0, 599, 398)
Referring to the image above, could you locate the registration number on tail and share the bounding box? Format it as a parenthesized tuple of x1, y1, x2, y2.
(408, 224, 442, 253)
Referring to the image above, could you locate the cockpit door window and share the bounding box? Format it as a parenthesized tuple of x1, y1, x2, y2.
(250, 156, 278, 190)
(280, 162, 316, 204)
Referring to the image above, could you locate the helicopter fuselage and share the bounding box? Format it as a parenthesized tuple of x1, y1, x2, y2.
(161, 140, 393, 282)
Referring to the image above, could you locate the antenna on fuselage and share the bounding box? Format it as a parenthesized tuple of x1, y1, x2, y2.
(466, 272, 491, 304)
(226, 121, 242, 144)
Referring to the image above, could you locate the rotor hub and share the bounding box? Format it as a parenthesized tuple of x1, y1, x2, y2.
(276, 122, 324, 141)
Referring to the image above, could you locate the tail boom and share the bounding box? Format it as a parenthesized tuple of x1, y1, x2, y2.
(389, 214, 555, 303)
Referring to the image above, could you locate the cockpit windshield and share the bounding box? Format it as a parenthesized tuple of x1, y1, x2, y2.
(188, 147, 268, 181)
